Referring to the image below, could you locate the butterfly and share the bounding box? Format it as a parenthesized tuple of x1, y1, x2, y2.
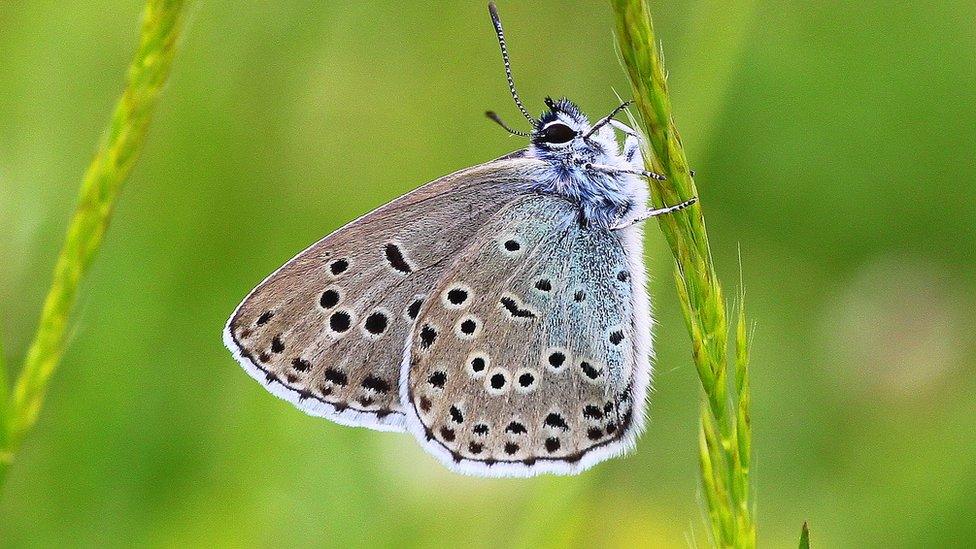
(223, 2, 696, 478)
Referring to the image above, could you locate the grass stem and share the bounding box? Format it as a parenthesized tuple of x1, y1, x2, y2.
(0, 0, 189, 489)
(609, 1, 756, 546)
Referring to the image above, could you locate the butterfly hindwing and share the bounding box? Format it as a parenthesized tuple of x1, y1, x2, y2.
(400, 193, 652, 476)
(224, 154, 543, 431)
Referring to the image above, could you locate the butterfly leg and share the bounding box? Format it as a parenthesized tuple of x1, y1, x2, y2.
(609, 119, 696, 177)
(583, 162, 666, 181)
(611, 197, 698, 230)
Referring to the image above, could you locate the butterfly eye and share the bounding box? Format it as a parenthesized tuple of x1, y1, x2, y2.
(538, 122, 577, 144)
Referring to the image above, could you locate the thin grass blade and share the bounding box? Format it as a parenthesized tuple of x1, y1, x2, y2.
(0, 0, 190, 489)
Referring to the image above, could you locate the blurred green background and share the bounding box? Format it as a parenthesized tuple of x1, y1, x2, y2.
(2, 1, 974, 547)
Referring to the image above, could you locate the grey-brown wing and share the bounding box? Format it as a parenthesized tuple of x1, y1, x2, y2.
(223, 154, 544, 431)
(400, 193, 652, 475)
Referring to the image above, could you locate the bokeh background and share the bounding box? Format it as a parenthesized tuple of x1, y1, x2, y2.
(1, 1, 974, 547)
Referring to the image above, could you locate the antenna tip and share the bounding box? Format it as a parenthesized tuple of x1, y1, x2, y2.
(488, 2, 499, 20)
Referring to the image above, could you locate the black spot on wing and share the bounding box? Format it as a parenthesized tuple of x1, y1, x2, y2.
(319, 289, 340, 309)
(329, 311, 351, 332)
(545, 437, 561, 453)
(323, 368, 348, 386)
(270, 335, 284, 353)
(580, 361, 602, 380)
(500, 296, 535, 319)
(460, 318, 477, 335)
(364, 311, 389, 335)
(449, 405, 464, 424)
(505, 421, 527, 435)
(361, 376, 391, 393)
(420, 324, 438, 349)
(583, 405, 603, 420)
(384, 243, 412, 273)
(428, 371, 447, 389)
(544, 413, 568, 430)
(489, 372, 507, 390)
(447, 288, 468, 305)
(407, 298, 424, 320)
(329, 258, 349, 275)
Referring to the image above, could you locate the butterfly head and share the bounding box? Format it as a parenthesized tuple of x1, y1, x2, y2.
(531, 97, 588, 149)
(485, 4, 626, 164)
(484, 2, 645, 229)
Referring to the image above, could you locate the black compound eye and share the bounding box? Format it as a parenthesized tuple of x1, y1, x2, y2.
(538, 122, 577, 144)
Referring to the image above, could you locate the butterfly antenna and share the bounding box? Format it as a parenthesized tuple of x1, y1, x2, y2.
(583, 100, 633, 139)
(488, 2, 537, 127)
(486, 111, 530, 137)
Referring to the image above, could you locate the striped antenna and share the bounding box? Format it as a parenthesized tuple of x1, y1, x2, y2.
(488, 3, 537, 126)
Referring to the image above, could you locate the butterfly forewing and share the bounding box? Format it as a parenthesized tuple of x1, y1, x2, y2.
(224, 155, 543, 431)
(401, 193, 652, 476)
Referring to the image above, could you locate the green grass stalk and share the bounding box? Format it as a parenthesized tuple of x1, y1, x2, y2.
(798, 522, 810, 549)
(0, 0, 189, 488)
(608, 1, 756, 547)
(0, 335, 8, 460)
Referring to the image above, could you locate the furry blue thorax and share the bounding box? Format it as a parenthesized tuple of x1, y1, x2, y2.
(523, 98, 643, 229)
